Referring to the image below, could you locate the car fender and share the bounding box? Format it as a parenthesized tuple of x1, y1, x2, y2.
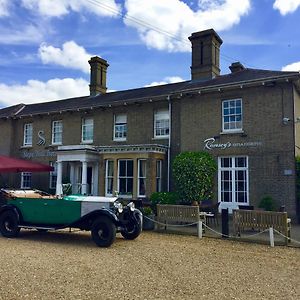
(71, 209, 119, 228)
(0, 204, 22, 223)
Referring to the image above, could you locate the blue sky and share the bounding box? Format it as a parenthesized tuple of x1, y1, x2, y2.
(0, 0, 300, 107)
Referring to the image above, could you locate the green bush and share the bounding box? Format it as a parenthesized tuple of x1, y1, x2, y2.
(172, 151, 217, 204)
(150, 192, 180, 206)
(259, 196, 276, 211)
(141, 207, 153, 216)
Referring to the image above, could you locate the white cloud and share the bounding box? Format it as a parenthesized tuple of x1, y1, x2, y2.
(0, 0, 9, 17)
(21, 0, 121, 18)
(0, 78, 89, 106)
(145, 76, 184, 87)
(282, 61, 300, 72)
(39, 41, 93, 73)
(273, 0, 300, 15)
(0, 24, 43, 45)
(124, 0, 250, 52)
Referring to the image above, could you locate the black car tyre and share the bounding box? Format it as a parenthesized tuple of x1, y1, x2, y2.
(91, 216, 116, 247)
(0, 210, 20, 238)
(121, 215, 142, 240)
(36, 229, 48, 233)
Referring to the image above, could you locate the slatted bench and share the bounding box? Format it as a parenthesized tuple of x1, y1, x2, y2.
(156, 204, 201, 235)
(232, 209, 291, 245)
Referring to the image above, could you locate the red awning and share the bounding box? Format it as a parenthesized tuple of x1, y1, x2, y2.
(0, 155, 54, 173)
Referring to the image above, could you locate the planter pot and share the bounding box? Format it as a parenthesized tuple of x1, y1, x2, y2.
(143, 214, 155, 230)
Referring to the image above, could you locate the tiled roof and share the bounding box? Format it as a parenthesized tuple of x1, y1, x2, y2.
(1, 68, 299, 118)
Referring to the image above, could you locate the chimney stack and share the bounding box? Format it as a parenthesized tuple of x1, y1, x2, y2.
(229, 62, 245, 73)
(88, 56, 109, 96)
(188, 29, 223, 81)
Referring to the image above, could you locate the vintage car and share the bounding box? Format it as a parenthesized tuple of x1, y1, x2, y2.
(0, 189, 142, 247)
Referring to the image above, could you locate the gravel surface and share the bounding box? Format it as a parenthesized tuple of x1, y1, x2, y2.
(0, 230, 299, 300)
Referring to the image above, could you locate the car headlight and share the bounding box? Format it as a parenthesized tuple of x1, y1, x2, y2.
(127, 202, 135, 212)
(114, 201, 123, 213)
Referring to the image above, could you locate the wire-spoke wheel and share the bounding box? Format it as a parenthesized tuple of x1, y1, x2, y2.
(0, 210, 20, 238)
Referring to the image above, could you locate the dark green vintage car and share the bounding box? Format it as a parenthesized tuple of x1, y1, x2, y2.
(0, 189, 142, 247)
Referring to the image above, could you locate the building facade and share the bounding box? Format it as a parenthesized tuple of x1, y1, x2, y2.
(1, 29, 300, 220)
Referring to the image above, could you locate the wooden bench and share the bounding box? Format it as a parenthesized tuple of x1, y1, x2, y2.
(232, 209, 291, 245)
(156, 204, 201, 235)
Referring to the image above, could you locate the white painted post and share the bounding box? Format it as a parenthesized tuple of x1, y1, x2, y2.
(197, 221, 203, 239)
(269, 227, 275, 247)
(81, 160, 87, 195)
(55, 161, 63, 196)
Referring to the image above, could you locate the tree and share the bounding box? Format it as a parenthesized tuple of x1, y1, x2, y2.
(172, 151, 217, 204)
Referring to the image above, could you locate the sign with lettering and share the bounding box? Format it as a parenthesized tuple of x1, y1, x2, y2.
(22, 150, 56, 159)
(204, 137, 262, 151)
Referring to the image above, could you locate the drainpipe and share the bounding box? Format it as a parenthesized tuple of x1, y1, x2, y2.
(167, 95, 171, 192)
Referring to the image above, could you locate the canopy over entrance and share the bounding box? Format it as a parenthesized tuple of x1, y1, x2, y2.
(0, 155, 54, 173)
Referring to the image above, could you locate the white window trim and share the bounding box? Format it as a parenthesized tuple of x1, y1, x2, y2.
(113, 114, 127, 142)
(49, 162, 57, 189)
(21, 172, 32, 189)
(23, 123, 33, 147)
(218, 156, 249, 206)
(51, 120, 63, 145)
(117, 159, 133, 198)
(105, 160, 114, 196)
(137, 159, 146, 198)
(222, 99, 243, 133)
(156, 160, 162, 192)
(154, 110, 169, 139)
(81, 118, 94, 144)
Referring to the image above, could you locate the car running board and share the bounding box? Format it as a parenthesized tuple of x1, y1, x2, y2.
(18, 225, 57, 230)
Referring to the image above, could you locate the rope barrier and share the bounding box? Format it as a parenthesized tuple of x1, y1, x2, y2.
(143, 216, 300, 246)
(273, 229, 300, 245)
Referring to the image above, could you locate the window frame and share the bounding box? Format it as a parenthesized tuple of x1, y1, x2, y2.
(154, 110, 169, 139)
(51, 120, 63, 145)
(49, 162, 57, 189)
(218, 156, 249, 205)
(117, 159, 133, 197)
(105, 160, 114, 196)
(21, 172, 32, 189)
(222, 99, 243, 133)
(156, 160, 162, 192)
(23, 123, 33, 146)
(113, 114, 127, 141)
(81, 118, 94, 143)
(137, 159, 147, 197)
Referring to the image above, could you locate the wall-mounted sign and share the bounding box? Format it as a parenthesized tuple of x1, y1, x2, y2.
(204, 137, 262, 151)
(37, 130, 46, 146)
(22, 150, 56, 159)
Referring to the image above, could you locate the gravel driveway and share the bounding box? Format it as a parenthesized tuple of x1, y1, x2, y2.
(0, 230, 299, 300)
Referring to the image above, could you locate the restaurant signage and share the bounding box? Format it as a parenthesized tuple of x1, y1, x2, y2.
(204, 137, 262, 150)
(22, 150, 56, 159)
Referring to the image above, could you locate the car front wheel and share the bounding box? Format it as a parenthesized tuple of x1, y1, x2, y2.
(91, 216, 116, 247)
(121, 213, 142, 240)
(0, 210, 20, 238)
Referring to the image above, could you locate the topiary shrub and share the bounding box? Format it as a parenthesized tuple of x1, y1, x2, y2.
(172, 151, 217, 204)
(259, 196, 276, 211)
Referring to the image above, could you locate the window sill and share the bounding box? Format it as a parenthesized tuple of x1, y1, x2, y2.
(113, 139, 127, 142)
(220, 130, 244, 135)
(20, 145, 32, 149)
(152, 136, 169, 140)
(50, 143, 62, 146)
(81, 141, 94, 145)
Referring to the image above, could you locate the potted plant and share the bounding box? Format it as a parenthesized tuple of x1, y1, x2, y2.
(142, 207, 155, 230)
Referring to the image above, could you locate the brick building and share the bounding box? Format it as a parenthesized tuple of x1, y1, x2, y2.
(1, 29, 300, 220)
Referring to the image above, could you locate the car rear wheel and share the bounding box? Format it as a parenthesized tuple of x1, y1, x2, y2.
(0, 210, 20, 238)
(91, 216, 116, 247)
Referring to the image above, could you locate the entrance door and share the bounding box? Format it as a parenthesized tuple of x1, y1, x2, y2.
(218, 156, 249, 213)
(87, 166, 93, 195)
